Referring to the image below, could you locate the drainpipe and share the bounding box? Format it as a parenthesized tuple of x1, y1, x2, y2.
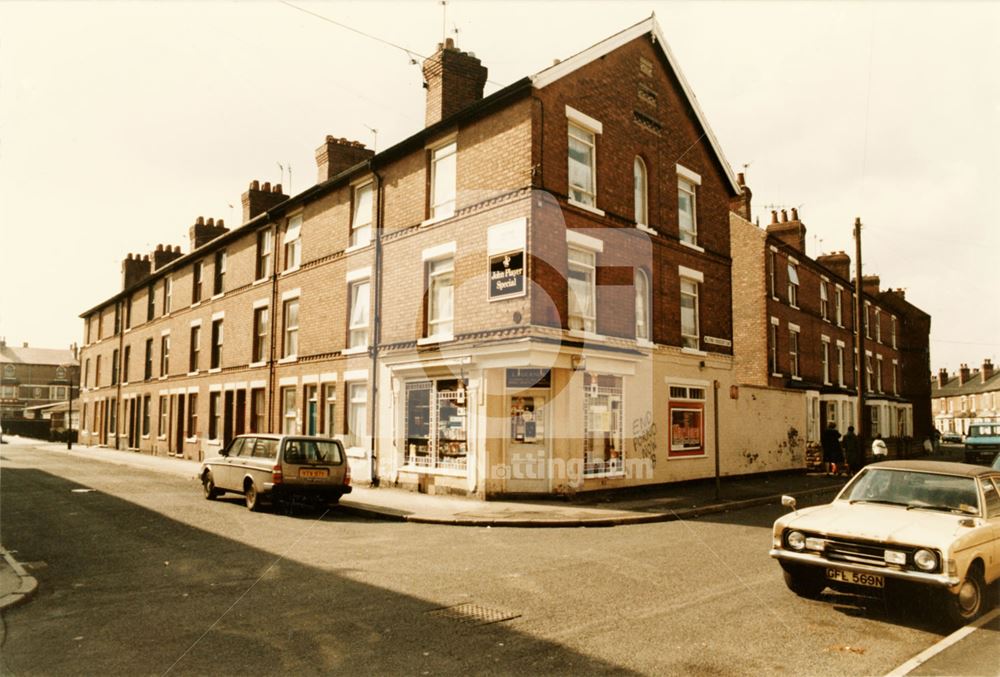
(368, 164, 384, 487)
(114, 303, 125, 450)
(266, 223, 279, 433)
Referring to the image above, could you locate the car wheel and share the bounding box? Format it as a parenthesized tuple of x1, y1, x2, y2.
(782, 566, 826, 599)
(244, 481, 263, 512)
(943, 568, 986, 626)
(202, 470, 221, 500)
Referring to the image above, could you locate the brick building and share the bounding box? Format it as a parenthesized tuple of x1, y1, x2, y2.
(731, 203, 932, 459)
(932, 360, 999, 437)
(0, 339, 80, 435)
(79, 17, 784, 496)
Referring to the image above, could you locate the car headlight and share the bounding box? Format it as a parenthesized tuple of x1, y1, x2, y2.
(913, 549, 937, 572)
(786, 530, 806, 551)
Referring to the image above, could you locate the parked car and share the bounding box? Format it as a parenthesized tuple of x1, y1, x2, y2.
(200, 434, 352, 511)
(770, 460, 1000, 627)
(964, 422, 1000, 465)
(941, 432, 964, 444)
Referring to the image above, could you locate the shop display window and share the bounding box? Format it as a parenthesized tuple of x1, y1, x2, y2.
(583, 372, 623, 475)
(405, 378, 467, 471)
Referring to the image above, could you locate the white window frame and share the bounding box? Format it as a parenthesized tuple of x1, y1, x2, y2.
(835, 286, 844, 327)
(876, 354, 884, 392)
(821, 336, 831, 385)
(426, 256, 455, 340)
(788, 324, 800, 379)
(787, 263, 799, 307)
(633, 156, 648, 228)
(677, 165, 700, 247)
(567, 246, 597, 334)
(284, 214, 302, 272)
(282, 296, 299, 360)
(768, 248, 778, 299)
(836, 340, 846, 386)
(567, 119, 598, 210)
(347, 279, 371, 350)
(347, 382, 367, 450)
(874, 307, 882, 343)
(350, 182, 374, 248)
(430, 140, 457, 220)
(635, 268, 651, 343)
(820, 280, 829, 321)
(891, 316, 897, 349)
(281, 386, 298, 435)
(256, 229, 273, 280)
(770, 317, 780, 376)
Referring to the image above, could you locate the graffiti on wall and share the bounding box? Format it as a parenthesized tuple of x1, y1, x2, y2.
(632, 412, 658, 468)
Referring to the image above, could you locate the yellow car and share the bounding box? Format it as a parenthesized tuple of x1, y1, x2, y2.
(770, 460, 1000, 626)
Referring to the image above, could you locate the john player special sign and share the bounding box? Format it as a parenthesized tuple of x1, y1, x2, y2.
(489, 250, 525, 299)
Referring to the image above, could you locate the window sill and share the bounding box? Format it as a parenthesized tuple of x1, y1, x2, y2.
(185, 436, 198, 443)
(636, 338, 655, 349)
(679, 240, 704, 253)
(187, 371, 199, 377)
(345, 241, 372, 254)
(567, 199, 605, 217)
(208, 368, 222, 374)
(249, 361, 267, 369)
(191, 302, 201, 309)
(636, 223, 658, 236)
(583, 470, 625, 479)
(568, 329, 603, 341)
(681, 347, 707, 356)
(158, 375, 168, 381)
(789, 304, 800, 310)
(421, 213, 454, 228)
(157, 435, 167, 441)
(771, 373, 784, 378)
(277, 356, 298, 364)
(280, 266, 300, 276)
(142, 434, 150, 440)
(211, 293, 224, 301)
(791, 376, 803, 382)
(207, 439, 221, 446)
(417, 335, 454, 346)
(252, 278, 270, 287)
(341, 346, 369, 356)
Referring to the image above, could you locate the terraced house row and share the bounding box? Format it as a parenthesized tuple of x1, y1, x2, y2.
(77, 17, 931, 497)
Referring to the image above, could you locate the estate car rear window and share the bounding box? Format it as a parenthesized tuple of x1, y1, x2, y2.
(283, 440, 343, 465)
(253, 438, 278, 459)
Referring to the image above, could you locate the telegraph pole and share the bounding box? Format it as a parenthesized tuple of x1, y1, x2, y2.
(853, 217, 866, 451)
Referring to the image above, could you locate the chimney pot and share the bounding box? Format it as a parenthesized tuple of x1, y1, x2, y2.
(156, 244, 164, 252)
(251, 180, 260, 190)
(273, 184, 282, 194)
(737, 172, 745, 186)
(217, 218, 224, 227)
(262, 181, 271, 192)
(207, 217, 214, 226)
(780, 209, 788, 222)
(791, 207, 799, 221)
(196, 216, 204, 226)
(770, 210, 778, 224)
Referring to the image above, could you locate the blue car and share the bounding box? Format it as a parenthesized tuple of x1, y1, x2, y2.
(965, 423, 1000, 465)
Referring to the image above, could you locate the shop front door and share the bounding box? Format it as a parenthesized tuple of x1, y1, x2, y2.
(505, 392, 548, 493)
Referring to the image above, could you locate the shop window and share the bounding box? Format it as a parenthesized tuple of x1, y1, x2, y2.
(668, 385, 706, 457)
(583, 373, 623, 476)
(404, 379, 468, 471)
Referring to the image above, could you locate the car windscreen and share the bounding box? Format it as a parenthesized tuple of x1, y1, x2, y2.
(842, 468, 980, 515)
(283, 440, 343, 465)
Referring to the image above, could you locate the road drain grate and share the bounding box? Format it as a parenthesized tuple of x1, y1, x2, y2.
(426, 603, 521, 626)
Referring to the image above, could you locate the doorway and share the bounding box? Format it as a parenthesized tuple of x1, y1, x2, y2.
(174, 394, 185, 456)
(504, 390, 549, 493)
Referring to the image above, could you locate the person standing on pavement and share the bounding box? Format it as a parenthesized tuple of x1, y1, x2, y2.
(821, 422, 843, 476)
(842, 426, 862, 475)
(871, 433, 888, 461)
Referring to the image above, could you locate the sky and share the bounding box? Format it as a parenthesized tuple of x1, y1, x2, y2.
(1, 1, 997, 374)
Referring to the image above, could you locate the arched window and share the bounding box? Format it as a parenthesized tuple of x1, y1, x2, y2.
(635, 268, 651, 341)
(3, 364, 14, 379)
(633, 157, 648, 227)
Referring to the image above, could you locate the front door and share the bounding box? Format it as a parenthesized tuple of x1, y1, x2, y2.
(505, 393, 548, 493)
(174, 395, 185, 456)
(223, 391, 234, 447)
(305, 385, 318, 436)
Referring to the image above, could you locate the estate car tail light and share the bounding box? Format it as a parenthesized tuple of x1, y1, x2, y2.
(344, 462, 351, 486)
(272, 464, 284, 484)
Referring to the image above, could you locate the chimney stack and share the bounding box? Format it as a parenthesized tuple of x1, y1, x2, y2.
(862, 275, 881, 296)
(958, 363, 971, 386)
(730, 172, 752, 221)
(189, 215, 229, 251)
(314, 138, 374, 184)
(422, 38, 488, 127)
(766, 207, 807, 253)
(241, 180, 288, 222)
(982, 359, 995, 383)
(816, 251, 852, 282)
(936, 368, 949, 388)
(122, 252, 152, 289)
(152, 243, 183, 271)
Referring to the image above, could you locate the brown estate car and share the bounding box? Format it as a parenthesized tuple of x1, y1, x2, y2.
(200, 434, 352, 511)
(771, 460, 1000, 626)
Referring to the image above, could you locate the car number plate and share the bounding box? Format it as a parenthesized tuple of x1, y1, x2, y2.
(299, 468, 329, 479)
(826, 568, 884, 588)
